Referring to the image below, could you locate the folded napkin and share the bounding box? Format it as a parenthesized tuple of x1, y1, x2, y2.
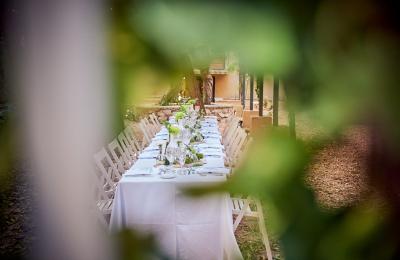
(204, 138, 222, 145)
(200, 127, 219, 134)
(203, 133, 221, 138)
(143, 147, 160, 152)
(156, 133, 169, 137)
(196, 167, 230, 175)
(201, 130, 220, 135)
(152, 136, 168, 141)
(138, 151, 159, 159)
(199, 149, 223, 155)
(204, 136, 221, 142)
(197, 143, 223, 149)
(125, 167, 154, 176)
(204, 154, 223, 158)
(146, 144, 160, 150)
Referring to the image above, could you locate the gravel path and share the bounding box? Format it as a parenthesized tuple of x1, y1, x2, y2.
(306, 126, 371, 209)
(277, 105, 371, 209)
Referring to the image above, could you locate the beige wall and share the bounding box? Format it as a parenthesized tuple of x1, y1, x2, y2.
(263, 75, 273, 100)
(214, 72, 240, 99)
(213, 72, 285, 102)
(263, 75, 286, 101)
(242, 75, 286, 102)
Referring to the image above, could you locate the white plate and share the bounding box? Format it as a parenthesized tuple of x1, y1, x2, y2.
(160, 173, 176, 179)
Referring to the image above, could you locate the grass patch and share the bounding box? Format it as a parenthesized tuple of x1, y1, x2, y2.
(235, 217, 282, 260)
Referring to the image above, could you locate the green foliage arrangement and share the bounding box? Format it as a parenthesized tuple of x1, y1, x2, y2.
(179, 104, 192, 114)
(184, 145, 204, 164)
(167, 125, 180, 135)
(163, 121, 180, 135)
(175, 111, 185, 121)
(187, 99, 196, 105)
(190, 131, 204, 143)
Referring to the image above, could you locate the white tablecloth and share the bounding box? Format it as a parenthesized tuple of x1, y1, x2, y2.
(110, 117, 242, 260)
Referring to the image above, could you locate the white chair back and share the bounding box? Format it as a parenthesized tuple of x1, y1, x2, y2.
(143, 117, 157, 136)
(108, 139, 131, 172)
(149, 113, 161, 130)
(222, 116, 235, 135)
(93, 147, 121, 186)
(124, 126, 143, 152)
(225, 126, 240, 151)
(118, 132, 138, 161)
(223, 117, 240, 144)
(139, 120, 152, 145)
(227, 129, 247, 160)
(231, 196, 273, 260)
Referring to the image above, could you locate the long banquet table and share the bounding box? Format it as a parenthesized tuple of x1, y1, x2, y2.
(110, 116, 242, 260)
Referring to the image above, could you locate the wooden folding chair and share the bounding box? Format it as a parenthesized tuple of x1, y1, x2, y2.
(118, 132, 138, 162)
(138, 119, 152, 146)
(226, 129, 247, 162)
(223, 118, 240, 145)
(232, 197, 273, 260)
(91, 167, 113, 227)
(221, 116, 235, 136)
(143, 117, 157, 136)
(224, 126, 241, 153)
(227, 136, 273, 260)
(224, 126, 239, 154)
(124, 126, 143, 152)
(108, 139, 131, 173)
(225, 130, 249, 168)
(93, 147, 121, 190)
(95, 199, 113, 227)
(223, 116, 239, 140)
(149, 113, 161, 131)
(234, 137, 253, 166)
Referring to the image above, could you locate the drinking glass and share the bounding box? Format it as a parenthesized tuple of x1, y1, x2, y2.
(165, 146, 176, 174)
(177, 144, 187, 175)
(183, 128, 191, 145)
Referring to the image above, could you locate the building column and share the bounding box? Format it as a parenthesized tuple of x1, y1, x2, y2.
(212, 75, 216, 103)
(249, 74, 254, 110)
(241, 73, 246, 108)
(257, 75, 263, 116)
(273, 77, 279, 126)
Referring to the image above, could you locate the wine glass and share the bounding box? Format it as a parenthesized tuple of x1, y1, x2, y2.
(165, 145, 176, 174)
(182, 128, 191, 145)
(177, 144, 187, 175)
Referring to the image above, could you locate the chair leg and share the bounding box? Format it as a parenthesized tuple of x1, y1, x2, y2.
(255, 199, 273, 260)
(233, 198, 250, 232)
